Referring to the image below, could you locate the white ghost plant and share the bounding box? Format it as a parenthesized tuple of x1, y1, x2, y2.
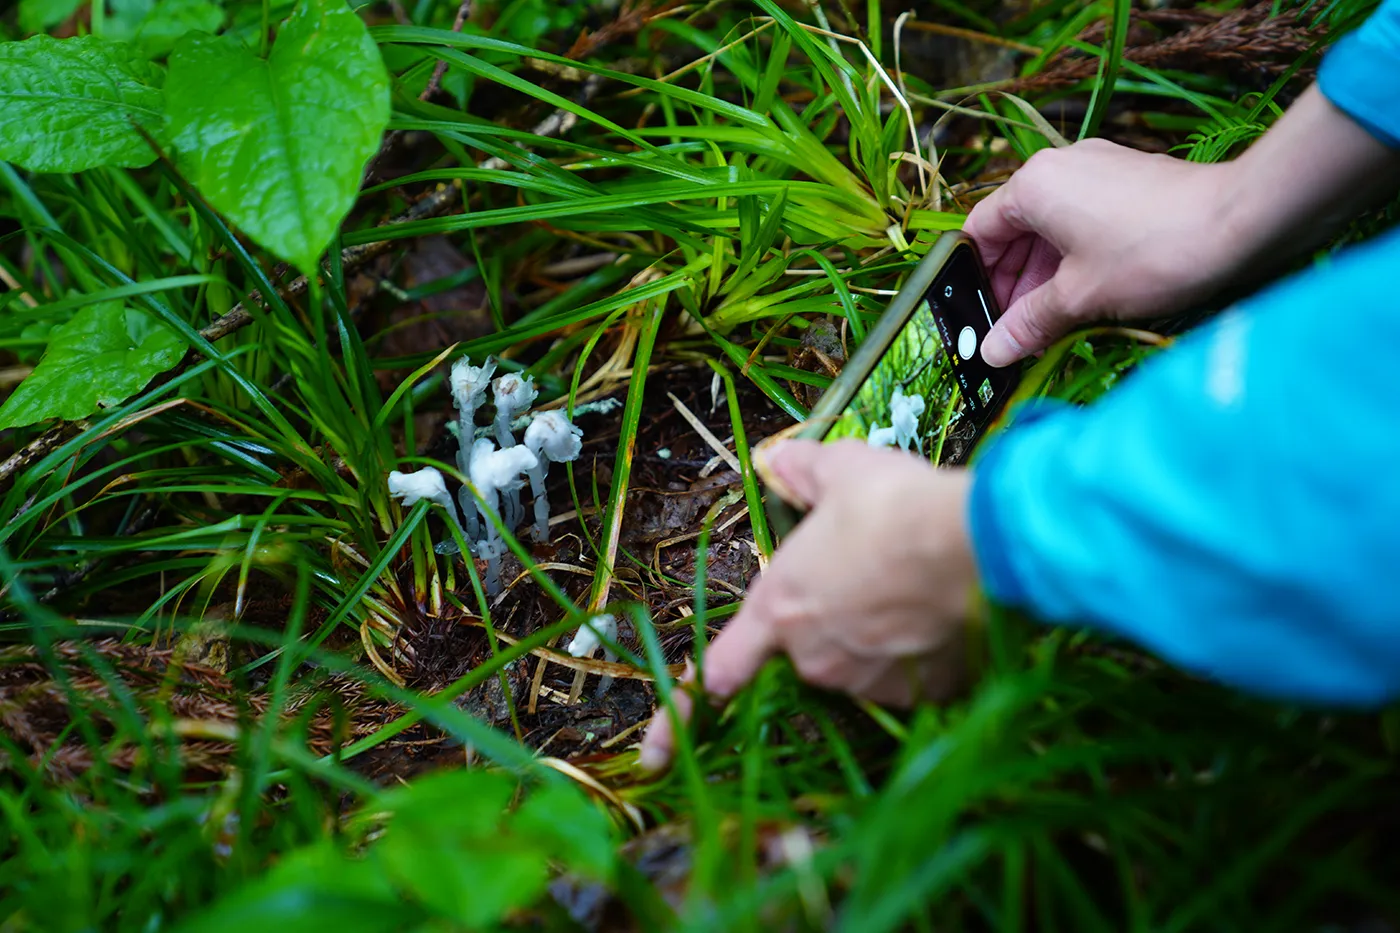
(889, 389, 926, 453)
(567, 613, 618, 659)
(388, 467, 466, 548)
(450, 356, 496, 540)
(490, 372, 539, 529)
(468, 440, 539, 595)
(522, 410, 584, 541)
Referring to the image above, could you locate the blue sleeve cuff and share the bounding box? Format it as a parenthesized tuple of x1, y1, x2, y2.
(967, 436, 1025, 607)
(966, 400, 1069, 608)
(1318, 3, 1400, 148)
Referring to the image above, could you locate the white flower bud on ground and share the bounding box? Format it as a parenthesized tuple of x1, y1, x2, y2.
(567, 613, 617, 658)
(867, 426, 897, 448)
(388, 467, 450, 508)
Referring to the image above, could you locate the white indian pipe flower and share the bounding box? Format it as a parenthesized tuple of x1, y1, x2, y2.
(867, 425, 898, 448)
(388, 467, 466, 544)
(450, 357, 496, 413)
(888, 388, 927, 454)
(491, 373, 538, 449)
(468, 441, 539, 596)
(525, 410, 584, 462)
(567, 613, 618, 658)
(523, 410, 584, 542)
(450, 357, 497, 543)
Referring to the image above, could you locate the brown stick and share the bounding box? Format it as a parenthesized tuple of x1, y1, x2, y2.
(421, 0, 473, 103)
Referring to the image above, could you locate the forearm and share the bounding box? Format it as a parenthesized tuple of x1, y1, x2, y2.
(1214, 1, 1400, 270)
(969, 224, 1400, 706)
(1215, 85, 1400, 271)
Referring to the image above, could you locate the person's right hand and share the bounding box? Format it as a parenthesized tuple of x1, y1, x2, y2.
(963, 138, 1244, 367)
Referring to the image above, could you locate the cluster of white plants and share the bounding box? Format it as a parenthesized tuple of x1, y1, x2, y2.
(388, 355, 583, 595)
(867, 387, 926, 454)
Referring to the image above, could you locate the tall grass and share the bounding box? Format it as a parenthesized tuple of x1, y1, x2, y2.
(2, 0, 1397, 929)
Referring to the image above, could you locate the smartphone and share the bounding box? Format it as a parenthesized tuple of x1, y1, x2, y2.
(764, 232, 1019, 534)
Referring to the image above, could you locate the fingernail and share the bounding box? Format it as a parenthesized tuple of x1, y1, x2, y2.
(981, 327, 1023, 368)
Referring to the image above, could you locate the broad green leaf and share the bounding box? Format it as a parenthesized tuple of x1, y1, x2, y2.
(175, 843, 408, 933)
(0, 36, 165, 173)
(101, 0, 156, 40)
(379, 771, 547, 926)
(134, 0, 224, 57)
(0, 301, 184, 428)
(166, 0, 390, 277)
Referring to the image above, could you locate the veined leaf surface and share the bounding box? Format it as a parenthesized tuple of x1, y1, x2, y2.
(166, 0, 390, 276)
(0, 302, 184, 428)
(0, 36, 165, 173)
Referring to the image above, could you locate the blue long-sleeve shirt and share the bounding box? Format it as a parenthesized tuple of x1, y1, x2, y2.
(967, 0, 1400, 707)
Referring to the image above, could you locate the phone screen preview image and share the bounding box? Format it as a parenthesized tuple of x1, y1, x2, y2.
(760, 239, 1019, 537)
(822, 243, 1016, 467)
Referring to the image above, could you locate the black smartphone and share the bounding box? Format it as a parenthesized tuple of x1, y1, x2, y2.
(764, 232, 1019, 533)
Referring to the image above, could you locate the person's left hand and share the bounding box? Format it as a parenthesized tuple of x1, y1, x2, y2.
(638, 440, 978, 773)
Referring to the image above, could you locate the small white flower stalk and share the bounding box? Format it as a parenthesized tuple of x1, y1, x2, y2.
(490, 372, 538, 529)
(388, 467, 466, 546)
(450, 356, 496, 540)
(567, 613, 618, 660)
(867, 388, 926, 454)
(468, 440, 539, 596)
(492, 373, 538, 449)
(522, 410, 583, 542)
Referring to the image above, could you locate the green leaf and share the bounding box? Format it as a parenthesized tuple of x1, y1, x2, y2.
(133, 0, 224, 57)
(0, 36, 165, 173)
(175, 843, 409, 933)
(18, 0, 84, 34)
(0, 301, 184, 428)
(166, 0, 390, 276)
(379, 771, 549, 927)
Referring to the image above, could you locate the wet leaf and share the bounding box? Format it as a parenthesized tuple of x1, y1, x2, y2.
(166, 0, 389, 276)
(0, 301, 184, 428)
(0, 36, 165, 173)
(133, 0, 224, 57)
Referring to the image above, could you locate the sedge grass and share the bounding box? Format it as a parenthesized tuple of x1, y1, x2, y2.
(1, 0, 1398, 929)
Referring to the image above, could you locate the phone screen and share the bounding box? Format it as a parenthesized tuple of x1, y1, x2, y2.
(822, 243, 1015, 465)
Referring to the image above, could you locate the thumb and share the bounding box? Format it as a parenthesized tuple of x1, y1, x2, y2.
(981, 273, 1073, 367)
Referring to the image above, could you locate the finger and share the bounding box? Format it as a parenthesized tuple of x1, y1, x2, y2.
(699, 597, 779, 700)
(981, 273, 1072, 367)
(963, 179, 1035, 268)
(762, 439, 889, 510)
(1005, 237, 1061, 309)
(637, 603, 777, 773)
(990, 235, 1032, 311)
(637, 683, 693, 773)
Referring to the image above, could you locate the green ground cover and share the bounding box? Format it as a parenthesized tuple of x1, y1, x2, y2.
(1, 0, 1397, 929)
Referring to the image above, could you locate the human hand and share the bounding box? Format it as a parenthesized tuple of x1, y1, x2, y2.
(638, 440, 976, 773)
(964, 138, 1242, 367)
